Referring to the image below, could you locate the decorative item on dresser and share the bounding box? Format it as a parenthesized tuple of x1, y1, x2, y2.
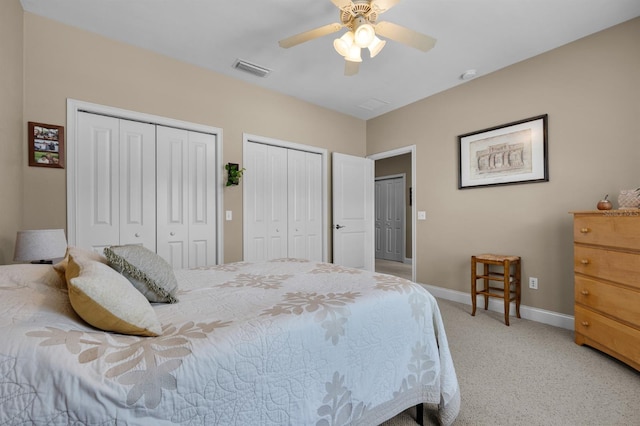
(571, 210, 640, 371)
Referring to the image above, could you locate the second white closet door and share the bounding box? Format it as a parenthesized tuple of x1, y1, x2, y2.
(288, 149, 322, 261)
(156, 126, 216, 269)
(245, 142, 322, 261)
(245, 143, 288, 261)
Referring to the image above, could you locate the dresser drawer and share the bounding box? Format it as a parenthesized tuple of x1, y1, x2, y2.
(574, 245, 640, 290)
(575, 276, 640, 327)
(574, 213, 640, 250)
(575, 305, 640, 367)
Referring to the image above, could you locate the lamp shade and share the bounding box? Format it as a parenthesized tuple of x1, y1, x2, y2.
(13, 229, 67, 263)
(367, 36, 386, 58)
(353, 18, 375, 48)
(333, 31, 355, 57)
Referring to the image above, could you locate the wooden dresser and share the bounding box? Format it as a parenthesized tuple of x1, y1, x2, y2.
(572, 210, 640, 371)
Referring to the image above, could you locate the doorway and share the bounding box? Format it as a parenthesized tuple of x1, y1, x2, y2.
(369, 147, 415, 282)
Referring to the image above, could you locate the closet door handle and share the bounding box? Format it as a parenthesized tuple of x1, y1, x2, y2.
(335, 224, 346, 229)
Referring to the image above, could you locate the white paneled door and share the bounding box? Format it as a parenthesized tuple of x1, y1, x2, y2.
(244, 141, 322, 262)
(332, 152, 374, 271)
(288, 149, 322, 260)
(156, 126, 217, 269)
(75, 111, 217, 268)
(76, 113, 156, 253)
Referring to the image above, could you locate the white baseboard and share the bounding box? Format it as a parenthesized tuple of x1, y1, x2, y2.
(419, 282, 574, 330)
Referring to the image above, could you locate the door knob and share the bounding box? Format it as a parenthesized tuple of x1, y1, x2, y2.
(135, 233, 140, 238)
(170, 232, 175, 236)
(335, 224, 345, 229)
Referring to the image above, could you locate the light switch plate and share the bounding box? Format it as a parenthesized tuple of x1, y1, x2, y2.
(225, 210, 232, 221)
(418, 211, 426, 220)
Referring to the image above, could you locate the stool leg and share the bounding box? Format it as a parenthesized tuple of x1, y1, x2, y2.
(504, 260, 510, 326)
(515, 260, 521, 318)
(471, 256, 477, 316)
(483, 263, 489, 311)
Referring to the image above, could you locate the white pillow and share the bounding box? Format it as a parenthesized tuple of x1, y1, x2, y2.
(66, 253, 162, 337)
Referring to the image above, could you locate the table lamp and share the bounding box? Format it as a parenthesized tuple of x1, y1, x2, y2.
(13, 229, 68, 264)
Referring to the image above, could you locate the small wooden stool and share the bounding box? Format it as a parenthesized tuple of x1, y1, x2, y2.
(471, 254, 521, 326)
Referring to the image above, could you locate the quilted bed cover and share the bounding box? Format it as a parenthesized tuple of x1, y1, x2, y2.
(1, 260, 460, 425)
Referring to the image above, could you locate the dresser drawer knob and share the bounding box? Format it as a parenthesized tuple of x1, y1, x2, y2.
(580, 228, 590, 234)
(581, 321, 589, 327)
(581, 290, 589, 295)
(580, 259, 590, 265)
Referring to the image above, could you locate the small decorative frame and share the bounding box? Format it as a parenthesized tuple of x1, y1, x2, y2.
(458, 114, 548, 189)
(28, 121, 65, 168)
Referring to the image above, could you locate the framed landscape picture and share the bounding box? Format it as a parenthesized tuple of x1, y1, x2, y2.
(458, 114, 548, 189)
(28, 121, 65, 168)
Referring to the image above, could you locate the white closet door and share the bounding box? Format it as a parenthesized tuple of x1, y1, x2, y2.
(119, 120, 156, 250)
(288, 150, 322, 261)
(76, 113, 120, 252)
(157, 126, 217, 268)
(244, 142, 288, 261)
(187, 131, 217, 268)
(157, 126, 190, 268)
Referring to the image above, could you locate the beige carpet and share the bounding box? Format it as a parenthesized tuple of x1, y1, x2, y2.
(380, 297, 640, 426)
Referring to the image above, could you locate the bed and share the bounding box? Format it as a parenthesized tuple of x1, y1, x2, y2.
(0, 251, 460, 425)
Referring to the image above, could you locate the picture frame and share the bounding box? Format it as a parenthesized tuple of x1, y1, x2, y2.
(28, 121, 65, 168)
(458, 114, 548, 189)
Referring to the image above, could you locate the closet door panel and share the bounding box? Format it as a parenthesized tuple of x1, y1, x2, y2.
(267, 145, 288, 259)
(119, 120, 156, 250)
(76, 112, 119, 252)
(245, 142, 287, 261)
(157, 126, 189, 268)
(188, 131, 216, 268)
(245, 142, 268, 261)
(288, 150, 322, 261)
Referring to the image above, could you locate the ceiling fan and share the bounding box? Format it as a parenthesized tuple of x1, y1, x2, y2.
(278, 0, 437, 76)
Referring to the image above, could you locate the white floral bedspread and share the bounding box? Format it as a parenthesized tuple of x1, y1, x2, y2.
(0, 260, 460, 425)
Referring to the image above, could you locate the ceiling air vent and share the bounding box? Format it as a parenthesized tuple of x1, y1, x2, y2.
(232, 59, 271, 78)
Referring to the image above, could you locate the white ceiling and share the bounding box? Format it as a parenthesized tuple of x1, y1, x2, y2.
(20, 0, 640, 120)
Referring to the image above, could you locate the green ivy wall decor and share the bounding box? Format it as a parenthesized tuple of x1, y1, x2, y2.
(225, 163, 245, 186)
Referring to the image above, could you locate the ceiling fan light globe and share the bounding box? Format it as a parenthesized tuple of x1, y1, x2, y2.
(354, 23, 375, 48)
(345, 45, 362, 62)
(333, 31, 354, 57)
(368, 36, 386, 58)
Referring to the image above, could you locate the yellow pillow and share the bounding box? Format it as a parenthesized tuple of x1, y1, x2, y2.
(66, 253, 162, 337)
(54, 246, 108, 280)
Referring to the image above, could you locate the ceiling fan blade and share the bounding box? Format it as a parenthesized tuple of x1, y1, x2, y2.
(375, 21, 436, 52)
(370, 0, 401, 14)
(278, 23, 343, 48)
(331, 0, 353, 12)
(344, 60, 360, 76)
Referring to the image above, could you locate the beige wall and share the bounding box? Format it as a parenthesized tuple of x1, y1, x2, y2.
(18, 11, 365, 263)
(0, 0, 24, 264)
(5, 3, 639, 317)
(374, 154, 412, 258)
(367, 17, 640, 315)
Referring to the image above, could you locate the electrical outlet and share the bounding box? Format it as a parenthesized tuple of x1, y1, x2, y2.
(529, 277, 538, 290)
